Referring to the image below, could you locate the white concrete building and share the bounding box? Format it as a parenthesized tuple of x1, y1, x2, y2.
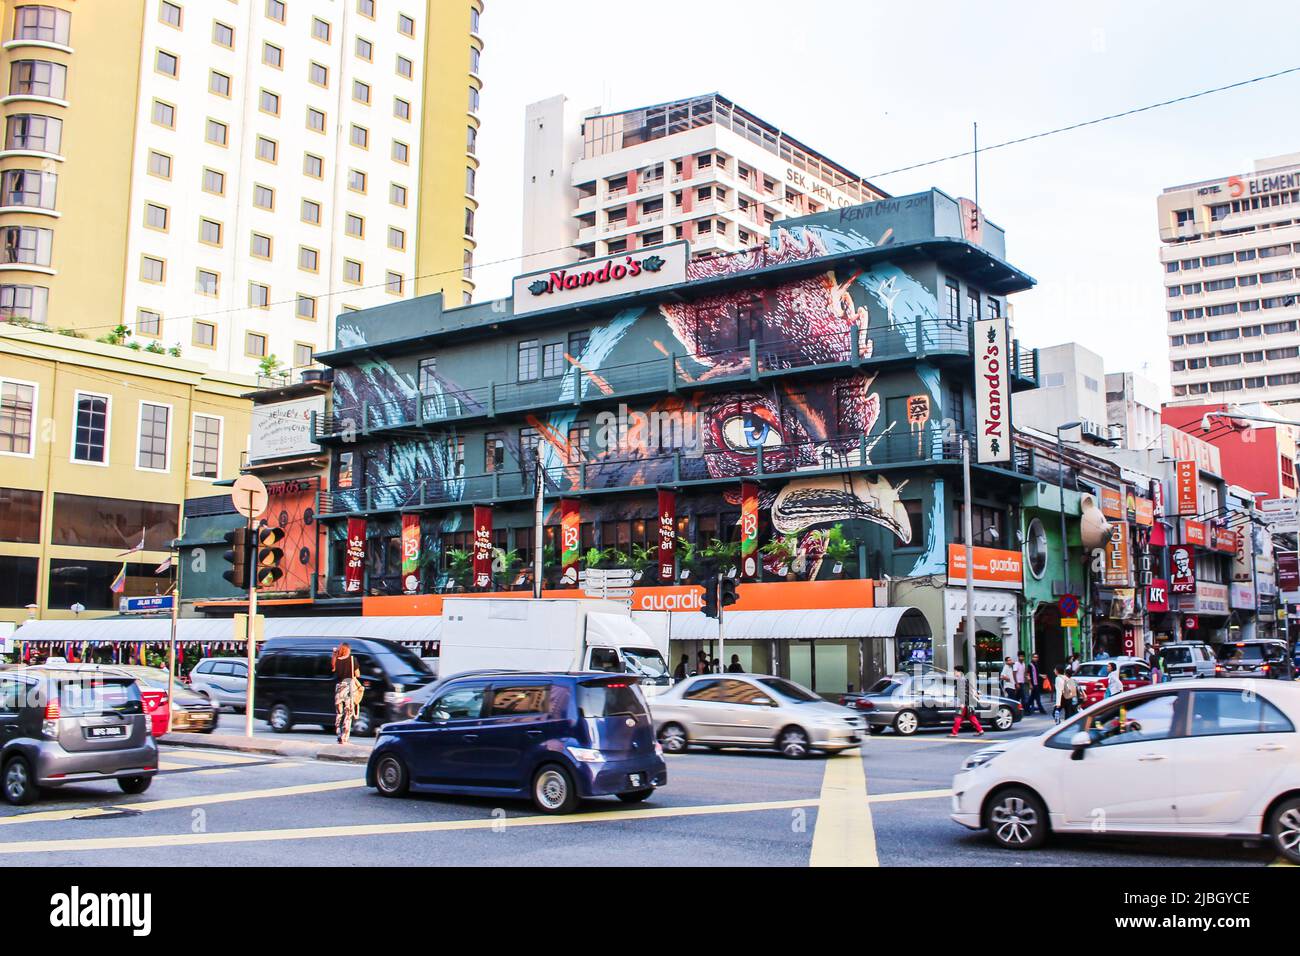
(521, 93, 887, 272)
(1105, 370, 1162, 451)
(1013, 342, 1112, 443)
(1160, 152, 1300, 407)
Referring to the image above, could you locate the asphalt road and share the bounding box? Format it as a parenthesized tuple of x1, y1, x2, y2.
(1, 714, 1290, 867)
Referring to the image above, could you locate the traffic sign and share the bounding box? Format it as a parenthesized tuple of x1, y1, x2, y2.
(231, 474, 268, 520)
(1058, 594, 1079, 616)
(1060, 617, 1079, 628)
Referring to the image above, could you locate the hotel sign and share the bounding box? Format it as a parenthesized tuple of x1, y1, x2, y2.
(973, 318, 1011, 463)
(512, 242, 688, 316)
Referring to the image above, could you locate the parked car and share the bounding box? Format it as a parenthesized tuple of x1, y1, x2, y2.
(35, 664, 215, 736)
(366, 672, 667, 813)
(951, 678, 1300, 863)
(1, 667, 158, 805)
(1215, 640, 1295, 680)
(651, 674, 865, 757)
(1073, 657, 1150, 707)
(844, 672, 1022, 736)
(187, 657, 249, 710)
(1155, 641, 1216, 680)
(254, 636, 436, 736)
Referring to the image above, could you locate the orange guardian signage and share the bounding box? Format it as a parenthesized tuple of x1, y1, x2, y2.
(947, 545, 1023, 590)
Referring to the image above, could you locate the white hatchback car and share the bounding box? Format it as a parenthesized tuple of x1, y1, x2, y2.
(951, 678, 1300, 863)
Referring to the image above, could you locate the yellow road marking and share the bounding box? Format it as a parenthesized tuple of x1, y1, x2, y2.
(0, 777, 365, 827)
(868, 788, 952, 805)
(161, 750, 267, 765)
(0, 796, 818, 855)
(189, 768, 237, 776)
(809, 751, 878, 867)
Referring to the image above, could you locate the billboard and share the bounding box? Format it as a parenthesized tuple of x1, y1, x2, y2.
(947, 545, 1022, 589)
(512, 242, 688, 316)
(973, 318, 1011, 464)
(250, 395, 325, 461)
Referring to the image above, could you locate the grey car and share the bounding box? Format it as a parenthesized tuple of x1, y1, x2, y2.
(1156, 641, 1217, 680)
(0, 668, 158, 805)
(188, 656, 249, 710)
(849, 672, 1022, 736)
(650, 673, 866, 758)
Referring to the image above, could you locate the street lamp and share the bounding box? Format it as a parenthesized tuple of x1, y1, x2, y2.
(1055, 421, 1083, 659)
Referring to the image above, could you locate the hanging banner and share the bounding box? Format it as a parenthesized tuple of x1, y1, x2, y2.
(1278, 550, 1300, 601)
(656, 489, 676, 582)
(1169, 545, 1195, 594)
(1183, 519, 1207, 548)
(1210, 524, 1240, 555)
(740, 481, 760, 579)
(1151, 478, 1165, 519)
(973, 317, 1011, 463)
(1175, 460, 1199, 516)
(343, 518, 366, 594)
(1099, 486, 1124, 520)
(1102, 520, 1132, 587)
(1134, 497, 1154, 527)
(400, 514, 421, 595)
(560, 498, 581, 586)
(472, 505, 493, 590)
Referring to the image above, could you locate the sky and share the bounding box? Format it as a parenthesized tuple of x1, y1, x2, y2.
(470, 0, 1300, 398)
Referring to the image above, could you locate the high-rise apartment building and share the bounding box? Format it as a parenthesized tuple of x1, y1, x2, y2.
(0, 0, 483, 375)
(1160, 152, 1300, 407)
(521, 93, 887, 272)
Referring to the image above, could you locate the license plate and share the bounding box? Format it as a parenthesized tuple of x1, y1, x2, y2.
(85, 725, 126, 739)
(629, 773, 643, 787)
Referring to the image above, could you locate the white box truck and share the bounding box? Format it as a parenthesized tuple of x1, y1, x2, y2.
(438, 598, 672, 694)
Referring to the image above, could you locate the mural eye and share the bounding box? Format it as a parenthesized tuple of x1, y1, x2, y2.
(721, 413, 783, 452)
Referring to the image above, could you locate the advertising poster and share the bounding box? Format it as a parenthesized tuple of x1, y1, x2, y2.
(974, 317, 1010, 463)
(472, 505, 493, 590)
(343, 518, 366, 594)
(400, 513, 420, 595)
(740, 481, 759, 579)
(560, 498, 581, 585)
(657, 489, 676, 582)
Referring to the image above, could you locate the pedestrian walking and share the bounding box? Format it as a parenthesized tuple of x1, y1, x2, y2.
(1053, 665, 1080, 722)
(1027, 652, 1047, 714)
(332, 641, 361, 745)
(1104, 660, 1123, 699)
(1015, 652, 1029, 709)
(1068, 653, 1081, 675)
(949, 665, 984, 737)
(695, 650, 710, 676)
(726, 654, 743, 673)
(999, 656, 1016, 698)
(672, 654, 689, 681)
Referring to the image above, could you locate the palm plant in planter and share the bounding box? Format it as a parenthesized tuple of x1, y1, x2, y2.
(820, 524, 857, 579)
(445, 548, 472, 591)
(676, 536, 700, 581)
(493, 547, 522, 588)
(630, 542, 656, 583)
(760, 534, 800, 578)
(699, 537, 741, 577)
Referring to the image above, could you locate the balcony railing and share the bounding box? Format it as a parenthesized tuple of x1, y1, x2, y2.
(316, 318, 982, 441)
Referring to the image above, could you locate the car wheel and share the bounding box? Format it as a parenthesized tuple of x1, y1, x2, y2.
(984, 786, 1049, 850)
(2, 756, 37, 806)
(868, 725, 887, 736)
(118, 775, 151, 795)
(1269, 796, 1300, 864)
(532, 764, 578, 814)
(617, 789, 654, 804)
(268, 703, 293, 733)
(777, 727, 810, 759)
(993, 706, 1015, 732)
(893, 710, 920, 736)
(373, 754, 409, 798)
(199, 724, 217, 735)
(352, 707, 376, 738)
(657, 723, 688, 754)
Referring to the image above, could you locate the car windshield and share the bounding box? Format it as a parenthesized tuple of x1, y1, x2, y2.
(622, 648, 668, 679)
(1161, 646, 1192, 664)
(577, 681, 647, 718)
(867, 679, 901, 695)
(1217, 643, 1285, 662)
(373, 646, 433, 681)
(757, 677, 820, 703)
(58, 678, 143, 717)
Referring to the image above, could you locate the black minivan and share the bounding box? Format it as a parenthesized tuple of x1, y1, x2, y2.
(253, 637, 435, 736)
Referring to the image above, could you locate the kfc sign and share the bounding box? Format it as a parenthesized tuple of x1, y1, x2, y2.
(1146, 578, 1170, 612)
(1169, 545, 1195, 593)
(974, 318, 1011, 464)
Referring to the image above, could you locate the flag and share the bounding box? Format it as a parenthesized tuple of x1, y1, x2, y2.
(110, 563, 127, 594)
(117, 527, 146, 557)
(154, 555, 173, 575)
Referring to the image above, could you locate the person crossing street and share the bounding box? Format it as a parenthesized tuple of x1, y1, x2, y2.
(949, 665, 985, 737)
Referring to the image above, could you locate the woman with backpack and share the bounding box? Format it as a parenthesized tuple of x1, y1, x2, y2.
(1054, 664, 1080, 722)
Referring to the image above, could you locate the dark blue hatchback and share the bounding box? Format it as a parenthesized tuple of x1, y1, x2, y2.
(365, 672, 667, 813)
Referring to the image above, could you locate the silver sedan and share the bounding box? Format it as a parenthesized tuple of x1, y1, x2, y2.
(650, 673, 866, 758)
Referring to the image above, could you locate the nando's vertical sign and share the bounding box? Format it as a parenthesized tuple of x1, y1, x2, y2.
(974, 317, 1011, 464)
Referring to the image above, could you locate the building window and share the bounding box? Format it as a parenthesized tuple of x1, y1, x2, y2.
(0, 487, 41, 545)
(485, 434, 504, 472)
(463, 249, 473, 278)
(136, 402, 171, 472)
(0, 379, 36, 455)
(191, 414, 221, 479)
(397, 55, 413, 79)
(136, 309, 161, 337)
(301, 199, 321, 223)
(466, 125, 476, 154)
(390, 183, 407, 207)
(517, 339, 539, 381)
(0, 225, 51, 265)
(147, 150, 172, 179)
(205, 118, 228, 146)
(344, 213, 364, 238)
(469, 86, 479, 111)
(304, 153, 324, 178)
(266, 0, 286, 23)
(358, 0, 376, 18)
(385, 272, 402, 295)
(151, 100, 175, 129)
(350, 124, 369, 148)
(311, 17, 331, 42)
(212, 21, 234, 48)
(193, 321, 215, 348)
(392, 140, 408, 163)
(249, 282, 270, 308)
(542, 342, 564, 378)
(298, 246, 319, 272)
(465, 166, 476, 196)
(245, 331, 267, 358)
(309, 61, 329, 86)
(8, 59, 66, 98)
(5, 113, 62, 152)
(306, 107, 326, 132)
(0, 284, 48, 324)
(469, 47, 480, 74)
(154, 50, 177, 78)
(72, 393, 109, 464)
(343, 259, 362, 283)
(418, 358, 437, 395)
(296, 294, 316, 320)
(250, 232, 271, 258)
(355, 36, 373, 61)
(258, 90, 279, 116)
(202, 168, 225, 195)
(393, 97, 410, 120)
(263, 42, 283, 68)
(256, 135, 277, 162)
(140, 255, 165, 283)
(398, 13, 415, 36)
(352, 80, 370, 104)
(294, 342, 314, 368)
(209, 70, 231, 97)
(387, 226, 405, 250)
(568, 329, 590, 358)
(196, 269, 218, 296)
(15, 6, 71, 45)
(1, 168, 56, 209)
(253, 184, 274, 210)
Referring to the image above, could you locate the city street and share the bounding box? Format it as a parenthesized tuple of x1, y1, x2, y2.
(0, 718, 1289, 867)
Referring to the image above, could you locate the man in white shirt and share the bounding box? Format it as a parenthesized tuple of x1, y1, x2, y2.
(999, 657, 1016, 698)
(1013, 653, 1027, 705)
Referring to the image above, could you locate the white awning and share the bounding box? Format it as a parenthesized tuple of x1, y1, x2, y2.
(631, 606, 930, 642)
(13, 616, 442, 645)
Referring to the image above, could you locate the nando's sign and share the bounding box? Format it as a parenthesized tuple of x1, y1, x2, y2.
(512, 242, 688, 316)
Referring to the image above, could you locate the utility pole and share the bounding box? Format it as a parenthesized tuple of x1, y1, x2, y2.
(717, 573, 725, 673)
(246, 515, 257, 737)
(1055, 422, 1082, 662)
(961, 434, 977, 679)
(532, 443, 544, 599)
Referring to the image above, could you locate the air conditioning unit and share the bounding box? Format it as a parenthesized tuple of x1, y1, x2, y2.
(1107, 424, 1126, 442)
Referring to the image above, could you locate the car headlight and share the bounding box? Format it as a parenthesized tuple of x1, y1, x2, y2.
(962, 750, 1003, 771)
(566, 746, 605, 763)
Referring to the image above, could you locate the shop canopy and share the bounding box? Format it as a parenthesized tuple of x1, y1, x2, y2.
(12, 616, 442, 645)
(633, 606, 930, 643)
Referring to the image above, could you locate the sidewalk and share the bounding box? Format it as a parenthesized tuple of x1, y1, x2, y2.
(161, 731, 372, 764)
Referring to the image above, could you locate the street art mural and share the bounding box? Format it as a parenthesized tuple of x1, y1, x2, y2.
(328, 207, 961, 583)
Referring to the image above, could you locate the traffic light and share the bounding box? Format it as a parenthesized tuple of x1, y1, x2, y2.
(699, 573, 719, 619)
(255, 524, 286, 589)
(221, 528, 250, 590)
(720, 576, 739, 609)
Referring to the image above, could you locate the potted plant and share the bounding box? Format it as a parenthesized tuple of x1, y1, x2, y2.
(676, 536, 699, 581)
(445, 548, 472, 591)
(760, 534, 799, 578)
(630, 542, 656, 583)
(493, 547, 522, 588)
(699, 537, 740, 577)
(820, 524, 857, 579)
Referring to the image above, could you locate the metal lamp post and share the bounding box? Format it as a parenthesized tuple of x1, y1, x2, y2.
(1056, 421, 1082, 661)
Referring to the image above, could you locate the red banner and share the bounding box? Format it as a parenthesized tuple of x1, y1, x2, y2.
(657, 489, 676, 582)
(1183, 519, 1207, 547)
(740, 481, 759, 579)
(1146, 578, 1169, 612)
(400, 514, 421, 595)
(560, 498, 581, 586)
(1210, 525, 1240, 555)
(1176, 460, 1198, 516)
(343, 518, 366, 594)
(472, 505, 493, 590)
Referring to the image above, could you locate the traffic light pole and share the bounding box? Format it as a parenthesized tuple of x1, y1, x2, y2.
(245, 517, 257, 738)
(717, 574, 724, 674)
